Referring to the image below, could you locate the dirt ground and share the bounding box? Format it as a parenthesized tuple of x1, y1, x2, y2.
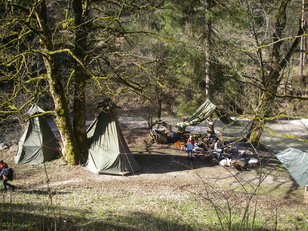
(1, 124, 308, 231)
(0, 125, 301, 195)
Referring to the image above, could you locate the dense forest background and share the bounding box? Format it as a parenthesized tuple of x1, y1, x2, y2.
(0, 0, 307, 165)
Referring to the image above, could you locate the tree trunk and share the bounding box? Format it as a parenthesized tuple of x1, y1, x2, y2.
(72, 0, 89, 164)
(157, 98, 162, 119)
(35, 0, 79, 165)
(204, 0, 214, 99)
(246, 93, 269, 144)
(299, 0, 307, 80)
(247, 0, 304, 144)
(43, 56, 80, 165)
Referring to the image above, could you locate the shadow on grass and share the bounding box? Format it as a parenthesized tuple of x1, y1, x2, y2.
(19, 189, 71, 195)
(0, 202, 275, 231)
(133, 153, 216, 175)
(0, 202, 198, 231)
(131, 152, 298, 193)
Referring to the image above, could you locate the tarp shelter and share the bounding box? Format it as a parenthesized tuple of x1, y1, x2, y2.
(15, 105, 60, 165)
(84, 109, 141, 175)
(275, 148, 308, 187)
(175, 99, 217, 130)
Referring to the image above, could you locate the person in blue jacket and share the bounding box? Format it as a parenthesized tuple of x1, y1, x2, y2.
(0, 164, 16, 193)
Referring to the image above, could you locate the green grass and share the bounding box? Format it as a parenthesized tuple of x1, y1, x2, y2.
(1, 186, 307, 231)
(1, 147, 307, 231)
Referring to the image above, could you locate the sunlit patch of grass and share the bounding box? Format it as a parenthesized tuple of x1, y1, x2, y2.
(1, 185, 307, 231)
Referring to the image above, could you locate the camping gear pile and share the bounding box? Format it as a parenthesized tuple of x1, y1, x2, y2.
(149, 120, 174, 144)
(148, 99, 216, 145)
(216, 146, 259, 170)
(149, 99, 233, 145)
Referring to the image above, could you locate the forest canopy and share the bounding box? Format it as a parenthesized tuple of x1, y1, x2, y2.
(0, 0, 307, 165)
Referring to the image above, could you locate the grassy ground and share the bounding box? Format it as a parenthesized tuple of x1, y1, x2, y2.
(1, 127, 308, 231)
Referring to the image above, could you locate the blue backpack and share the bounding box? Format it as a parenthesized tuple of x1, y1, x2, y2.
(2, 167, 14, 181)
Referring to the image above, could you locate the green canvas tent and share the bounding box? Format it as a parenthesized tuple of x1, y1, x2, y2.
(15, 105, 60, 165)
(84, 109, 141, 175)
(175, 99, 217, 130)
(276, 148, 308, 187)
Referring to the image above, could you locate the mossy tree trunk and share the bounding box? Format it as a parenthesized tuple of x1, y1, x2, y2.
(35, 0, 79, 165)
(43, 56, 80, 165)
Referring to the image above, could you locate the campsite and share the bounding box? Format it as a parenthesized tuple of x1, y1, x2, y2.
(0, 111, 308, 231)
(1, 1, 308, 230)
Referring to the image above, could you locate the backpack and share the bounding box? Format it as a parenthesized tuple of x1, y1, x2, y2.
(3, 167, 14, 181)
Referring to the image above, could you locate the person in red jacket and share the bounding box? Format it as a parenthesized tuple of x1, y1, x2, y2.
(0, 160, 8, 171)
(187, 135, 195, 146)
(0, 160, 16, 192)
(186, 135, 196, 160)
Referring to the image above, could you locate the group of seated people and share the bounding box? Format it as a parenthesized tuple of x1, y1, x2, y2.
(184, 133, 221, 160)
(182, 132, 235, 156)
(182, 133, 259, 169)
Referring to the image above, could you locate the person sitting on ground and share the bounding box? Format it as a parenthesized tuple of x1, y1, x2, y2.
(197, 139, 207, 150)
(187, 135, 195, 145)
(0, 165, 16, 193)
(205, 133, 217, 148)
(193, 138, 204, 153)
(213, 138, 224, 160)
(230, 147, 241, 159)
(214, 138, 223, 151)
(193, 137, 199, 146)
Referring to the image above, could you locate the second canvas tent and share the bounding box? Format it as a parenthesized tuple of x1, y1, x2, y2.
(84, 109, 141, 175)
(15, 105, 61, 165)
